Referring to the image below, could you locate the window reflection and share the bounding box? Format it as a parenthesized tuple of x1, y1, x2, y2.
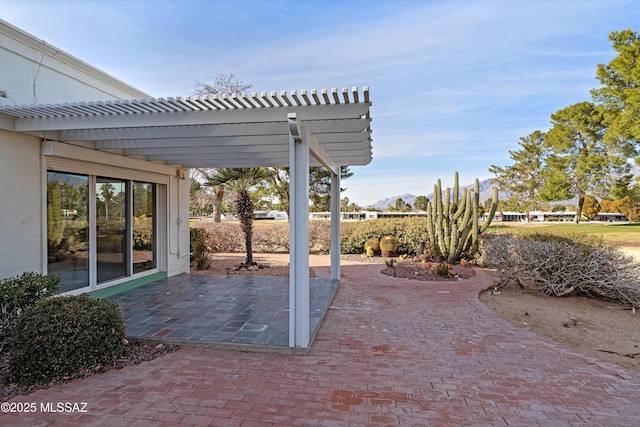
(96, 177, 128, 283)
(47, 172, 89, 293)
(133, 182, 156, 273)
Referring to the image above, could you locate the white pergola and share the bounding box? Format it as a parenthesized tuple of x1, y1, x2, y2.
(0, 87, 372, 348)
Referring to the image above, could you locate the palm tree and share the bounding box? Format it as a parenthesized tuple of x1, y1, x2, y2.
(205, 168, 270, 266)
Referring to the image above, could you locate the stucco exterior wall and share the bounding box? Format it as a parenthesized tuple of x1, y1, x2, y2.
(0, 19, 149, 106)
(0, 129, 43, 278)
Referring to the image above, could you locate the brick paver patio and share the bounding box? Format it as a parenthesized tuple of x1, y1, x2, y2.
(5, 257, 640, 426)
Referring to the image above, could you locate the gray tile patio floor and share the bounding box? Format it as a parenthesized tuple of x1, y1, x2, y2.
(106, 273, 338, 353)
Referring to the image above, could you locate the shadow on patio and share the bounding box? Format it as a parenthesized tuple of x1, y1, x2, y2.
(105, 272, 338, 354)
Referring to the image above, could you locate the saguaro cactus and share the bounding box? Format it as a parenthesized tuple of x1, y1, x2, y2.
(426, 172, 498, 263)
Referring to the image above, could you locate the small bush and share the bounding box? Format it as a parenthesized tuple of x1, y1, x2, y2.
(308, 221, 331, 254)
(207, 222, 245, 253)
(480, 232, 640, 308)
(435, 263, 450, 276)
(253, 223, 290, 253)
(10, 296, 127, 386)
(190, 227, 211, 270)
(0, 272, 60, 352)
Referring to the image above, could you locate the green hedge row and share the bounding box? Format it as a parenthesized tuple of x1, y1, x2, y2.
(340, 217, 430, 254)
(191, 218, 432, 256)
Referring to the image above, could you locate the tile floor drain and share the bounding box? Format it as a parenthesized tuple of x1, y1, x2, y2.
(241, 324, 268, 332)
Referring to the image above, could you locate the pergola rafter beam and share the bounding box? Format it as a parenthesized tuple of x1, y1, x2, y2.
(95, 132, 368, 150)
(11, 103, 370, 132)
(61, 118, 371, 141)
(138, 149, 367, 160)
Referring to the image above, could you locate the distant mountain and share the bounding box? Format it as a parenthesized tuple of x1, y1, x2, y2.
(369, 193, 417, 211)
(368, 178, 508, 210)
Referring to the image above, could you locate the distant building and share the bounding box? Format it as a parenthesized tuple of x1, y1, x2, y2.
(592, 212, 628, 222)
(254, 210, 289, 221)
(483, 211, 628, 222)
(310, 210, 431, 221)
(311, 209, 630, 223)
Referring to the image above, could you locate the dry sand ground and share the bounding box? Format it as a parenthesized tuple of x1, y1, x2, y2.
(480, 246, 640, 372)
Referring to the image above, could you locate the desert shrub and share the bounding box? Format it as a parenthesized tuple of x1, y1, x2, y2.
(522, 231, 608, 249)
(190, 221, 332, 255)
(192, 222, 244, 254)
(207, 222, 245, 253)
(0, 272, 60, 352)
(340, 218, 430, 255)
(309, 221, 331, 254)
(480, 232, 640, 308)
(10, 296, 127, 386)
(190, 227, 211, 270)
(435, 263, 450, 276)
(253, 223, 290, 253)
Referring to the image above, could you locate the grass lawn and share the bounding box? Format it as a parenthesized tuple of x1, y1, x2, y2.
(485, 222, 640, 247)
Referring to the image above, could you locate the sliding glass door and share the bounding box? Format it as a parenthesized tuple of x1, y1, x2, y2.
(96, 177, 128, 283)
(48, 172, 158, 291)
(46, 172, 89, 293)
(133, 182, 156, 274)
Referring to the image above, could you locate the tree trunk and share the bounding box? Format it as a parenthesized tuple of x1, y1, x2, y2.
(574, 195, 585, 224)
(212, 187, 224, 223)
(236, 190, 255, 266)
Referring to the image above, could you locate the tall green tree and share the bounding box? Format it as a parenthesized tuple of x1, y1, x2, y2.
(388, 198, 411, 212)
(98, 182, 115, 219)
(309, 167, 354, 211)
(263, 167, 290, 212)
(340, 197, 361, 212)
(263, 166, 354, 213)
(489, 130, 547, 220)
(414, 195, 428, 211)
(205, 168, 269, 266)
(539, 102, 627, 223)
(609, 174, 640, 222)
(591, 30, 640, 146)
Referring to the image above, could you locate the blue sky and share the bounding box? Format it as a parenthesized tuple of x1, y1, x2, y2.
(2, 0, 640, 206)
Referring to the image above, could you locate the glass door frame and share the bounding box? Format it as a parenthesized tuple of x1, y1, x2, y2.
(91, 177, 160, 289)
(94, 176, 130, 285)
(47, 173, 161, 294)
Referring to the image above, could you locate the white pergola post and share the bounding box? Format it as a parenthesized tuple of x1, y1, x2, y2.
(288, 114, 310, 348)
(330, 167, 341, 281)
